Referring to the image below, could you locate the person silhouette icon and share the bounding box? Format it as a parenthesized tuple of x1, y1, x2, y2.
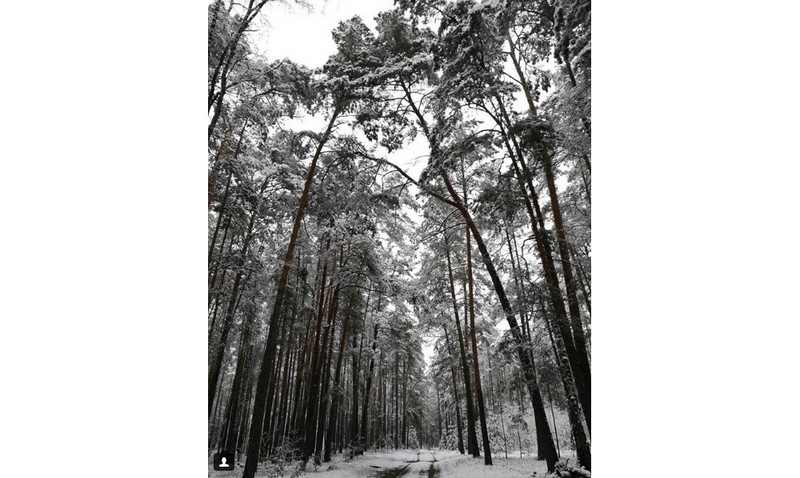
(214, 451, 235, 470)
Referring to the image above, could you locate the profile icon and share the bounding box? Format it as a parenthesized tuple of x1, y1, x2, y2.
(213, 451, 235, 471)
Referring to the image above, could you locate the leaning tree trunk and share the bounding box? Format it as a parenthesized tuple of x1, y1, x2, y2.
(505, 223, 557, 460)
(397, 91, 562, 470)
(496, 53, 592, 428)
(440, 172, 563, 471)
(540, 294, 591, 470)
(489, 104, 591, 428)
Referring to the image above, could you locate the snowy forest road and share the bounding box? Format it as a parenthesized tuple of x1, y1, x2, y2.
(207, 448, 562, 477)
(373, 450, 439, 477)
(329, 449, 558, 478)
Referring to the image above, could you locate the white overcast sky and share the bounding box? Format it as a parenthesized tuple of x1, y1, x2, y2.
(255, 0, 396, 68)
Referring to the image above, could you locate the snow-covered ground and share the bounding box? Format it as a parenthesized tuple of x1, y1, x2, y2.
(209, 448, 577, 477)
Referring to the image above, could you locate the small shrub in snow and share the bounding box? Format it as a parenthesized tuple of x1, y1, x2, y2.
(544, 458, 591, 478)
(345, 443, 364, 459)
(407, 426, 420, 449)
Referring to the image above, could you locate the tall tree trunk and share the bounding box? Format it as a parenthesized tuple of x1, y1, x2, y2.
(465, 224, 492, 465)
(401, 359, 408, 447)
(393, 355, 399, 447)
(440, 171, 563, 471)
(242, 105, 340, 478)
(325, 292, 355, 461)
(265, 303, 291, 457)
(360, 290, 377, 445)
(547, 383, 561, 459)
(498, 364, 509, 458)
(208, 170, 273, 418)
(443, 326, 465, 455)
(350, 303, 364, 447)
(208, 215, 232, 311)
(274, 261, 305, 450)
(221, 322, 250, 454)
(486, 349, 496, 412)
(444, 231, 479, 457)
(570, 242, 592, 315)
(539, 293, 591, 470)
(303, 246, 338, 465)
(435, 380, 442, 445)
(289, 295, 315, 439)
(505, 225, 554, 461)
(315, 282, 339, 464)
(270, 297, 298, 454)
(379, 358, 385, 447)
(395, 89, 562, 470)
(497, 50, 592, 428)
(236, 373, 254, 460)
(539, 149, 592, 430)
(489, 102, 590, 428)
(208, 117, 247, 258)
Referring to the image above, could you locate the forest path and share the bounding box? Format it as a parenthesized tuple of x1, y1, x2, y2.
(210, 449, 563, 477)
(374, 463, 410, 477)
(373, 449, 440, 477)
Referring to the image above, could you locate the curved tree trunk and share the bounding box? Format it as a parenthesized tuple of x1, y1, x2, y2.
(440, 172, 563, 471)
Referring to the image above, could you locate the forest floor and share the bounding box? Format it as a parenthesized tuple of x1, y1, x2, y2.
(209, 448, 576, 477)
